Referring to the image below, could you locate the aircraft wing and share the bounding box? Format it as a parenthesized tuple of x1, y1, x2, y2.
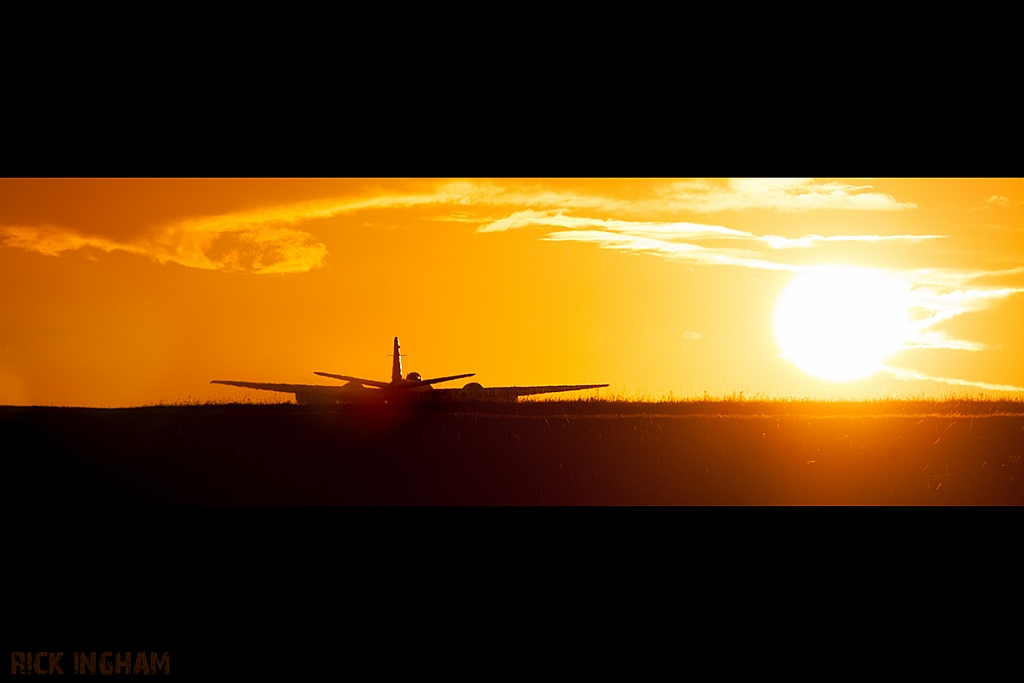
(212, 379, 607, 404)
(210, 380, 380, 405)
(211, 380, 339, 392)
(482, 384, 609, 399)
(311, 373, 391, 389)
(427, 383, 609, 402)
(420, 373, 475, 386)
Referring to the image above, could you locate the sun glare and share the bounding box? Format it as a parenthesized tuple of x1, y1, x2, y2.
(774, 266, 912, 382)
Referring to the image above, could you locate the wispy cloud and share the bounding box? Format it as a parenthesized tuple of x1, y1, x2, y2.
(760, 233, 945, 249)
(478, 210, 753, 238)
(1, 225, 129, 257)
(1, 220, 329, 275)
(542, 229, 800, 272)
(905, 280, 1024, 328)
(445, 178, 914, 214)
(0, 182, 502, 274)
(904, 331, 989, 352)
(655, 178, 915, 213)
(892, 279, 1024, 366)
(890, 267, 1024, 288)
(983, 195, 1023, 208)
(479, 210, 944, 271)
(882, 365, 1024, 393)
(448, 178, 914, 218)
(0, 179, 916, 274)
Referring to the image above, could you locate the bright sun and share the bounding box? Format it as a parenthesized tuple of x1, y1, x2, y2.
(774, 266, 912, 382)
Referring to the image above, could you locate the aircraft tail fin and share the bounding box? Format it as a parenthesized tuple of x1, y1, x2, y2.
(392, 336, 402, 383)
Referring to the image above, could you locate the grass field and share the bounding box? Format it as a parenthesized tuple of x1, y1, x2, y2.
(4, 399, 1022, 505)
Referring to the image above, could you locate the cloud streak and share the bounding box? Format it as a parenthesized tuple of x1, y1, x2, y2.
(1, 220, 329, 275)
(984, 195, 1023, 208)
(0, 182, 503, 274)
(655, 178, 916, 213)
(0, 179, 916, 274)
(891, 279, 1024, 379)
(882, 365, 1024, 393)
(542, 229, 800, 272)
(479, 209, 945, 272)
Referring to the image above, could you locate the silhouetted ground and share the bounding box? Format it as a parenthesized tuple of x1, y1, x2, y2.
(4, 401, 1023, 504)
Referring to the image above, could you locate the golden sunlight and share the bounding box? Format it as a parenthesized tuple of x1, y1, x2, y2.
(774, 266, 912, 382)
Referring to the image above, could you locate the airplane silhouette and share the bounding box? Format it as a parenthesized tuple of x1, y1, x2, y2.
(313, 337, 475, 390)
(212, 337, 608, 405)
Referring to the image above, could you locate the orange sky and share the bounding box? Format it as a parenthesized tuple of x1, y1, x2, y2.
(1, 178, 1022, 406)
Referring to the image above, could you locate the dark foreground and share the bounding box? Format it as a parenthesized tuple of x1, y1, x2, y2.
(4, 402, 1023, 504)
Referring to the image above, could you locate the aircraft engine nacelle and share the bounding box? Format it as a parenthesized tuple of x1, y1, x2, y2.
(407, 372, 422, 381)
(461, 382, 484, 399)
